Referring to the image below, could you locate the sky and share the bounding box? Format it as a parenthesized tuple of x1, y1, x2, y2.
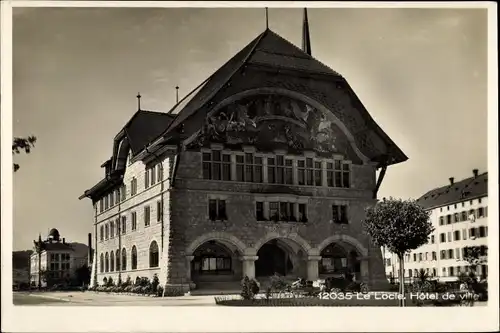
(11, 6, 488, 251)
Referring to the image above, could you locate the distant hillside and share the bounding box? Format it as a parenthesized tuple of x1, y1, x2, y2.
(12, 250, 33, 269)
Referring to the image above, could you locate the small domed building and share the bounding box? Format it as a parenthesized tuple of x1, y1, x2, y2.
(29, 229, 89, 287)
(80, 10, 407, 293)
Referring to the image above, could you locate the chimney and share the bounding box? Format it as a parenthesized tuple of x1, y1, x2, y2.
(88, 233, 92, 265)
(449, 177, 454, 185)
(473, 169, 479, 178)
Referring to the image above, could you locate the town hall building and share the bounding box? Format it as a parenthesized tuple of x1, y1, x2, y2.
(80, 10, 408, 292)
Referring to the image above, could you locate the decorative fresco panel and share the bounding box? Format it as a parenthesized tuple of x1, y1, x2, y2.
(190, 94, 358, 160)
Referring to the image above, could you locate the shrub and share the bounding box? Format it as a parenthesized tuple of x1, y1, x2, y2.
(156, 285, 164, 297)
(241, 276, 260, 300)
(123, 276, 132, 286)
(124, 285, 133, 292)
(270, 274, 288, 294)
(152, 274, 160, 293)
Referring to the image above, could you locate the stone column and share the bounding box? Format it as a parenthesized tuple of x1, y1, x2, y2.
(241, 255, 258, 279)
(185, 255, 194, 283)
(307, 255, 322, 281)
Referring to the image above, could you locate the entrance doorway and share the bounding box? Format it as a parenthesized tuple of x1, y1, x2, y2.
(255, 240, 294, 277)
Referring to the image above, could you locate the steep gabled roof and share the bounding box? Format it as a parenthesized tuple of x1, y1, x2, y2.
(123, 110, 175, 155)
(164, 29, 342, 134)
(416, 172, 488, 210)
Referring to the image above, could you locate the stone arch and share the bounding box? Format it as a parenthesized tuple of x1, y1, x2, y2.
(186, 232, 247, 255)
(315, 234, 369, 257)
(248, 231, 313, 256)
(208, 87, 371, 164)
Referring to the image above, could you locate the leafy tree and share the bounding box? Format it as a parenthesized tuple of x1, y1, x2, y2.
(463, 246, 487, 274)
(363, 198, 433, 307)
(12, 136, 37, 172)
(75, 264, 91, 286)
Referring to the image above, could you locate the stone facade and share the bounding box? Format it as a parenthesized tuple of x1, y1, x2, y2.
(84, 28, 406, 293)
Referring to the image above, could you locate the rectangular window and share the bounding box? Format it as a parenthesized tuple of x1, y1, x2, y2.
(100, 226, 104, 241)
(314, 161, 322, 186)
(254, 157, 263, 183)
(478, 226, 486, 238)
(439, 217, 444, 225)
(144, 206, 151, 226)
(306, 158, 314, 185)
(285, 159, 293, 185)
(202, 152, 212, 179)
(413, 253, 417, 261)
(332, 205, 349, 224)
(256, 202, 265, 221)
(208, 199, 227, 220)
(131, 178, 137, 196)
(131, 211, 137, 230)
(440, 250, 446, 260)
(462, 229, 467, 240)
(455, 248, 460, 260)
(99, 200, 104, 213)
(432, 251, 437, 260)
(269, 202, 279, 221)
(326, 162, 334, 187)
(145, 168, 150, 189)
(454, 230, 460, 241)
(461, 211, 467, 221)
(222, 154, 231, 181)
(469, 228, 476, 238)
(109, 193, 114, 207)
(446, 215, 451, 224)
(431, 235, 435, 244)
(440, 233, 446, 243)
(297, 160, 305, 185)
(151, 166, 157, 185)
(449, 266, 455, 277)
(267, 158, 276, 184)
(448, 249, 454, 259)
(419, 253, 423, 261)
(298, 203, 308, 222)
(212, 151, 222, 181)
(115, 189, 120, 204)
(157, 163, 163, 181)
(276, 156, 285, 184)
(236, 155, 244, 182)
(157, 201, 163, 222)
(104, 196, 109, 210)
(342, 163, 350, 188)
(454, 213, 460, 223)
(477, 207, 484, 218)
(334, 160, 342, 187)
(121, 216, 126, 234)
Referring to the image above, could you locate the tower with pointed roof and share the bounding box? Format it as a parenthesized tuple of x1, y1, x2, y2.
(81, 10, 406, 292)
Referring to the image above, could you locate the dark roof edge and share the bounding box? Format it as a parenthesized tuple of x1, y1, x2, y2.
(419, 193, 488, 211)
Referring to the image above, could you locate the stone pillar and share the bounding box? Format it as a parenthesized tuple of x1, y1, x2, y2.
(185, 255, 194, 283)
(307, 255, 321, 281)
(241, 255, 258, 279)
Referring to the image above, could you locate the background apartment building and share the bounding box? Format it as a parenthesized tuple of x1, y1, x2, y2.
(384, 169, 488, 283)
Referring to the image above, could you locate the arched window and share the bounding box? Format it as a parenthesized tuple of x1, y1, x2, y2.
(105, 224, 109, 239)
(121, 248, 127, 271)
(100, 253, 104, 273)
(115, 250, 120, 271)
(105, 252, 109, 272)
(110, 251, 115, 272)
(149, 241, 159, 268)
(131, 246, 137, 270)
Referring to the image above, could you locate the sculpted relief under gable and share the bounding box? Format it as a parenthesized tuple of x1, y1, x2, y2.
(189, 94, 361, 162)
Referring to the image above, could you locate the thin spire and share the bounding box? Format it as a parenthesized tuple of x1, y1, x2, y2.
(302, 8, 311, 55)
(136, 92, 142, 111)
(175, 86, 179, 104)
(265, 7, 269, 30)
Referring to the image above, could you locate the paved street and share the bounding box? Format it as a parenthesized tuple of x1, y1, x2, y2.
(13, 291, 217, 306)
